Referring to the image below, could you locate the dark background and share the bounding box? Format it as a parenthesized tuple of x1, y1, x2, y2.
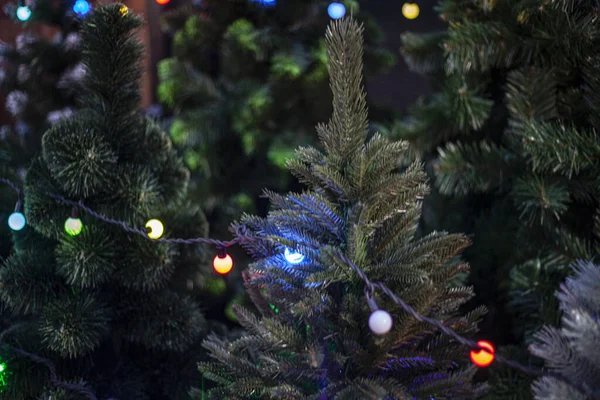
(363, 0, 443, 113)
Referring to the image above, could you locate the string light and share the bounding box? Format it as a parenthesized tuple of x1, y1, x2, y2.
(8, 212, 26, 231)
(402, 3, 420, 20)
(145, 219, 164, 239)
(119, 5, 128, 16)
(155, 0, 170, 5)
(284, 248, 304, 264)
(368, 310, 393, 335)
(64, 217, 83, 236)
(366, 292, 393, 335)
(213, 250, 233, 275)
(72, 0, 91, 16)
(470, 340, 495, 368)
(0, 177, 589, 394)
(16, 5, 32, 21)
(252, 0, 276, 6)
(327, 2, 346, 19)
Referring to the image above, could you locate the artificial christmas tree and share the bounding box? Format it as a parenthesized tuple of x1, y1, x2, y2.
(394, 2, 600, 394)
(0, 0, 85, 260)
(529, 260, 600, 400)
(196, 17, 487, 399)
(1, 0, 85, 170)
(0, 4, 214, 398)
(158, 0, 396, 238)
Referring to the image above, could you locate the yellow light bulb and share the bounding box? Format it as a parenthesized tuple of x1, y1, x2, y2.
(119, 5, 129, 16)
(146, 219, 164, 239)
(402, 3, 420, 20)
(213, 254, 233, 275)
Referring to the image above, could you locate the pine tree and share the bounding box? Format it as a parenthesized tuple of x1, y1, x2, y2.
(196, 17, 487, 399)
(393, 1, 600, 393)
(157, 0, 396, 238)
(1, 0, 84, 260)
(0, 4, 212, 398)
(529, 260, 600, 400)
(1, 0, 85, 170)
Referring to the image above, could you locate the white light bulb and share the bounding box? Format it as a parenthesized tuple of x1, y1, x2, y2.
(369, 310, 393, 335)
(284, 248, 305, 264)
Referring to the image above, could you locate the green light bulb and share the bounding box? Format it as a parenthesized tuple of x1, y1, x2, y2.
(64, 217, 83, 236)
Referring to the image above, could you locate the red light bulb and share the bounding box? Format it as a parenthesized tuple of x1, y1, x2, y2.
(470, 340, 495, 368)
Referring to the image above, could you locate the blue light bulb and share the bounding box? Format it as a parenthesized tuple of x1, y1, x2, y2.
(252, 0, 276, 6)
(328, 2, 346, 19)
(284, 248, 305, 264)
(73, 0, 90, 16)
(16, 6, 32, 21)
(8, 212, 26, 231)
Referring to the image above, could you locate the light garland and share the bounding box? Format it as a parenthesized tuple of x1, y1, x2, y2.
(1, 177, 592, 396)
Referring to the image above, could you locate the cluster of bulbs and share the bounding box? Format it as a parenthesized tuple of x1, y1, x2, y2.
(16, 0, 91, 21)
(7, 209, 310, 280)
(7, 206, 495, 369)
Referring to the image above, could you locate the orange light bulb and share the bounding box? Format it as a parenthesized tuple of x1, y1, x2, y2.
(470, 340, 495, 368)
(156, 0, 170, 4)
(213, 254, 233, 275)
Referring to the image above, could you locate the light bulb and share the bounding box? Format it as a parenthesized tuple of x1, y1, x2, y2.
(119, 5, 128, 16)
(213, 254, 233, 275)
(156, 0, 170, 5)
(284, 248, 305, 264)
(145, 219, 164, 239)
(369, 309, 393, 335)
(8, 212, 26, 231)
(73, 0, 90, 16)
(470, 340, 495, 368)
(252, 0, 276, 6)
(65, 217, 83, 236)
(402, 3, 420, 20)
(328, 2, 346, 19)
(16, 6, 32, 21)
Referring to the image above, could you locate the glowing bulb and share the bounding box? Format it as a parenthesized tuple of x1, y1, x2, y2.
(470, 340, 495, 368)
(145, 219, 164, 239)
(369, 310, 393, 335)
(156, 0, 170, 5)
(402, 3, 420, 20)
(73, 0, 90, 16)
(0, 363, 5, 372)
(284, 248, 305, 264)
(16, 6, 32, 21)
(213, 254, 233, 275)
(252, 0, 276, 6)
(64, 217, 83, 236)
(328, 2, 346, 19)
(119, 5, 128, 16)
(8, 212, 26, 231)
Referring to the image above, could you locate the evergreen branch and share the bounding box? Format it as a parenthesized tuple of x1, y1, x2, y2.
(400, 31, 447, 74)
(435, 140, 514, 195)
(331, 250, 598, 398)
(0, 328, 106, 399)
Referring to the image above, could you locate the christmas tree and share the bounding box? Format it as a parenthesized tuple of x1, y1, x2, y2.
(196, 17, 487, 399)
(0, 4, 213, 398)
(157, 0, 396, 237)
(529, 260, 600, 400)
(394, 2, 600, 394)
(1, 0, 86, 170)
(1, 0, 85, 260)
